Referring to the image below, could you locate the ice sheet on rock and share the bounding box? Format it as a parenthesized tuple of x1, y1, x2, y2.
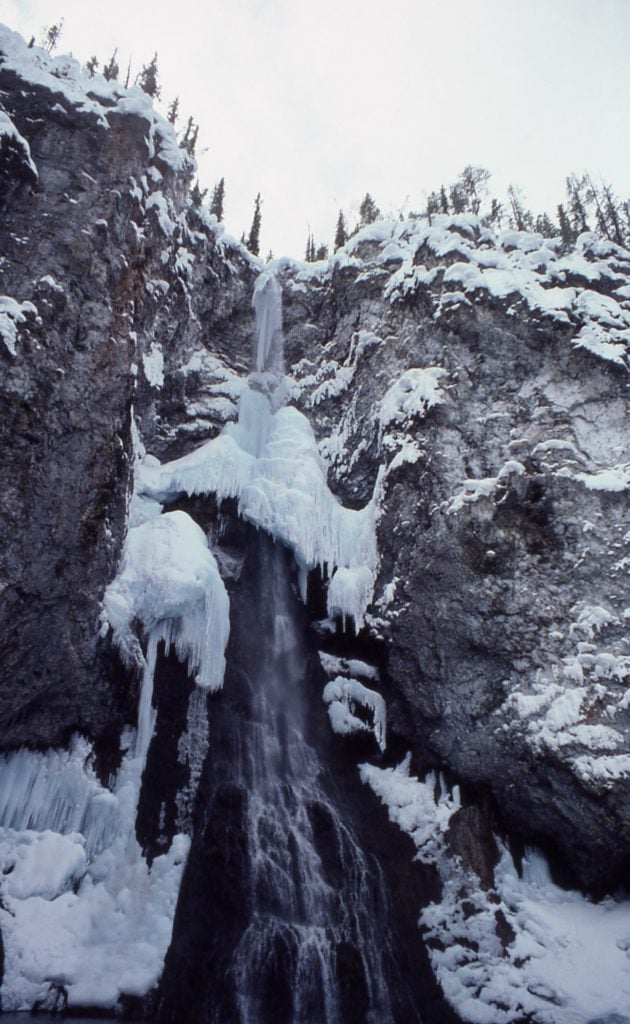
(104, 510, 229, 691)
(253, 271, 284, 372)
(318, 651, 379, 681)
(323, 676, 386, 750)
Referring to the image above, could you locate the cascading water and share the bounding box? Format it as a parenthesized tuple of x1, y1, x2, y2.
(160, 270, 421, 1024)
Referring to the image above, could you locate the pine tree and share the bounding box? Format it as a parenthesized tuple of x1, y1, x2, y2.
(334, 210, 348, 251)
(449, 183, 466, 214)
(359, 193, 380, 226)
(124, 59, 132, 89)
(485, 198, 504, 229)
(102, 50, 120, 82)
(507, 185, 534, 232)
(181, 117, 199, 156)
(426, 191, 441, 222)
(557, 203, 576, 247)
(247, 193, 262, 255)
(190, 181, 207, 208)
(439, 186, 449, 214)
(137, 53, 160, 99)
(601, 183, 625, 246)
(565, 174, 589, 235)
(315, 243, 329, 260)
(167, 97, 180, 125)
(266, 250, 274, 262)
(305, 233, 316, 262)
(41, 19, 63, 54)
(86, 56, 99, 77)
(28, 36, 35, 48)
(458, 165, 490, 215)
(210, 178, 225, 220)
(534, 212, 558, 238)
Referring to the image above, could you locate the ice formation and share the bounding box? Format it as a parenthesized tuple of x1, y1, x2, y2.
(139, 272, 383, 629)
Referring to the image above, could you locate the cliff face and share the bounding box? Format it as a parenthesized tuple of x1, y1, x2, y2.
(0, 26, 255, 748)
(277, 225, 630, 892)
(1, 23, 630, 1024)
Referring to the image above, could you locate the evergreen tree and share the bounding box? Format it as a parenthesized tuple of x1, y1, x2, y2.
(86, 56, 99, 77)
(305, 233, 316, 262)
(315, 243, 329, 260)
(507, 185, 534, 231)
(534, 212, 558, 238)
(439, 186, 449, 214)
(266, 250, 274, 262)
(458, 165, 490, 215)
(137, 53, 160, 99)
(190, 181, 207, 208)
(247, 193, 262, 255)
(41, 19, 63, 54)
(334, 210, 347, 250)
(359, 193, 380, 226)
(601, 183, 625, 246)
(448, 183, 466, 214)
(565, 174, 589, 235)
(28, 36, 35, 48)
(557, 203, 576, 247)
(124, 59, 132, 89)
(485, 197, 504, 229)
(210, 177, 225, 220)
(426, 191, 441, 222)
(167, 97, 180, 125)
(102, 50, 120, 82)
(181, 116, 199, 156)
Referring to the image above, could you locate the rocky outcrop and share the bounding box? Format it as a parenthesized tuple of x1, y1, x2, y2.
(0, 27, 255, 748)
(277, 222, 630, 892)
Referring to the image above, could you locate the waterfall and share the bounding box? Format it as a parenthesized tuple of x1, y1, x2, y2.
(160, 273, 418, 1024)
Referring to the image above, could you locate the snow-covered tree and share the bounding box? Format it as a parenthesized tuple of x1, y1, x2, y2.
(85, 56, 99, 77)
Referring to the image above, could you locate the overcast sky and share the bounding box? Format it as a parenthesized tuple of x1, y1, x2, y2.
(4, 0, 630, 257)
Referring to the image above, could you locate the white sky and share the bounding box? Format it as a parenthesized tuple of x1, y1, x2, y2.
(3, 0, 630, 257)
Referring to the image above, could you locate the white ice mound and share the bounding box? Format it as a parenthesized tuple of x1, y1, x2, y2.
(104, 510, 229, 690)
(139, 388, 382, 629)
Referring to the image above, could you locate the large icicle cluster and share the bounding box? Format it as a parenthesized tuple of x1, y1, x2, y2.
(104, 509, 229, 692)
(139, 384, 382, 629)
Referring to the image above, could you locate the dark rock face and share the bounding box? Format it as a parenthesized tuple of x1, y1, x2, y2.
(278, 238, 630, 892)
(0, 48, 255, 748)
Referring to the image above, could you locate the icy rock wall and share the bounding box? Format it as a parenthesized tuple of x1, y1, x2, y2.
(0, 25, 255, 747)
(275, 218, 630, 893)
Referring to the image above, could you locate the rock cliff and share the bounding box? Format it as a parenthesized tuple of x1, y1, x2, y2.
(1, 23, 629, 1024)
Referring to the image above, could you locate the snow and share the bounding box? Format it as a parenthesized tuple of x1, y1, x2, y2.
(0, 734, 189, 1011)
(104, 510, 230, 691)
(575, 464, 630, 492)
(378, 366, 447, 433)
(327, 215, 630, 370)
(323, 676, 386, 750)
(0, 107, 38, 179)
(363, 754, 630, 1024)
(0, 295, 38, 357)
(142, 342, 164, 387)
(0, 26, 189, 174)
